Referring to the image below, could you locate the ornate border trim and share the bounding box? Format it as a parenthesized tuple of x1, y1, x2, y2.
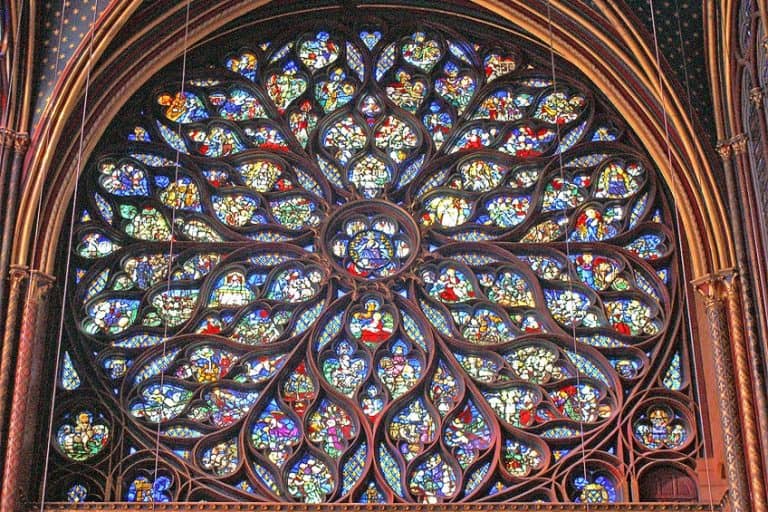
(35, 503, 721, 511)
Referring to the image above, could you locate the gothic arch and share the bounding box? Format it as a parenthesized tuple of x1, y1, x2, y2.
(1, 0, 753, 510)
(13, 0, 732, 277)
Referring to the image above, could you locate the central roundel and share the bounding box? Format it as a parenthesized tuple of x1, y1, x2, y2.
(322, 200, 420, 280)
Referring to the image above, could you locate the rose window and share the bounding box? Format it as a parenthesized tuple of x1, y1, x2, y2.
(52, 17, 696, 505)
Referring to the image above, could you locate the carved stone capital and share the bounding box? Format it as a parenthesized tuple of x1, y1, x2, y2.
(750, 87, 764, 107)
(716, 141, 733, 160)
(692, 269, 735, 300)
(731, 134, 748, 155)
(0, 129, 30, 152)
(0, 128, 13, 148)
(8, 265, 29, 283)
(13, 132, 30, 153)
(1, 267, 55, 330)
(29, 270, 56, 294)
(719, 270, 741, 297)
(15, 271, 57, 313)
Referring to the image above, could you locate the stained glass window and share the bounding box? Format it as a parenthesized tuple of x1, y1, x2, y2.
(50, 15, 698, 504)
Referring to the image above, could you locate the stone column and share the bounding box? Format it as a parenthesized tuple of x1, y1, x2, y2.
(719, 132, 768, 508)
(0, 266, 29, 441)
(694, 274, 752, 512)
(0, 271, 55, 512)
(0, 131, 29, 332)
(722, 272, 768, 512)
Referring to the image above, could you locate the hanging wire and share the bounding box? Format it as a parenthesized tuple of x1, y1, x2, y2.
(152, 0, 193, 505)
(544, 0, 591, 505)
(648, 0, 716, 508)
(39, 0, 101, 507)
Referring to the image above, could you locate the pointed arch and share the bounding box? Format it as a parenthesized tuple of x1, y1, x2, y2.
(12, 0, 732, 278)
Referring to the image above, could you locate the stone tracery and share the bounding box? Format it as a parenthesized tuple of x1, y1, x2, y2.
(49, 18, 696, 504)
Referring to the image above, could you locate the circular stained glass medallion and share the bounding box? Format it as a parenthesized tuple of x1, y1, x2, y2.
(323, 200, 418, 280)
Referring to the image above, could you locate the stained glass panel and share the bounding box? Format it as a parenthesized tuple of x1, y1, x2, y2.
(53, 14, 695, 505)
